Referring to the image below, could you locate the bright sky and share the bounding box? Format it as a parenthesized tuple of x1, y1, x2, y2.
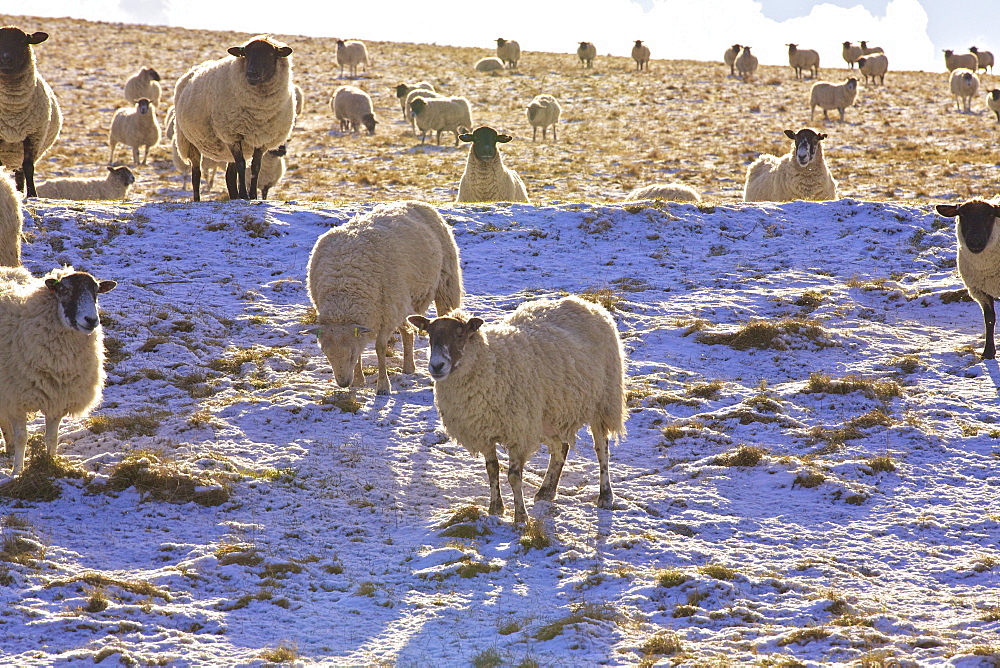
(3, 0, 998, 73)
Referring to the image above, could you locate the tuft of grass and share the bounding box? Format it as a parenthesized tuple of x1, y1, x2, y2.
(471, 647, 504, 668)
(532, 603, 620, 641)
(207, 346, 274, 376)
(981, 606, 1000, 622)
(216, 541, 263, 567)
(83, 586, 109, 613)
(0, 452, 86, 502)
(793, 290, 825, 309)
(804, 373, 902, 401)
(776, 627, 831, 646)
(686, 379, 724, 399)
(698, 564, 736, 581)
(519, 519, 551, 551)
(86, 411, 165, 439)
(45, 572, 170, 601)
(672, 604, 698, 618)
(96, 450, 230, 506)
(714, 444, 767, 467)
(259, 641, 298, 664)
(656, 568, 691, 588)
(579, 286, 623, 312)
(867, 454, 897, 473)
(794, 470, 826, 488)
(696, 317, 832, 351)
(318, 392, 363, 414)
(890, 354, 921, 374)
(638, 631, 684, 662)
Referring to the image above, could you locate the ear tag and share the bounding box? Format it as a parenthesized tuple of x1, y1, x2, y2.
(353, 327, 361, 338)
(315, 328, 323, 338)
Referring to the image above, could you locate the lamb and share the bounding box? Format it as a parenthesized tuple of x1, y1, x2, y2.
(724, 44, 742, 76)
(173, 35, 296, 201)
(988, 90, 1000, 122)
(0, 27, 62, 197)
(496, 38, 520, 69)
(475, 57, 505, 73)
(248, 144, 285, 199)
(856, 53, 888, 86)
(935, 200, 1000, 359)
(944, 49, 978, 72)
(631, 40, 650, 71)
(406, 296, 627, 523)
(165, 105, 220, 192)
(624, 183, 701, 202)
(0, 169, 21, 266)
(744, 128, 837, 202)
(736, 46, 758, 80)
(394, 80, 433, 116)
(950, 68, 979, 112)
(787, 44, 820, 79)
(123, 66, 161, 107)
(332, 85, 377, 135)
(809, 77, 858, 122)
(0, 265, 116, 474)
(307, 200, 463, 395)
(455, 126, 529, 204)
(108, 97, 160, 165)
(404, 87, 443, 128)
(337, 39, 368, 77)
(36, 166, 135, 200)
(970, 46, 994, 73)
(526, 94, 561, 142)
(859, 41, 883, 55)
(842, 41, 863, 68)
(410, 96, 473, 146)
(577, 41, 596, 68)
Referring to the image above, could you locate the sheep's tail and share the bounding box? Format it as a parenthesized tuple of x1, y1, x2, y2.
(593, 322, 628, 444)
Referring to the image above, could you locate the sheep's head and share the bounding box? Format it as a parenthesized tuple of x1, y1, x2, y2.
(409, 97, 427, 117)
(634, 40, 644, 48)
(843, 41, 853, 48)
(268, 144, 287, 158)
(310, 322, 372, 388)
(408, 313, 483, 381)
(937, 200, 1000, 255)
(135, 98, 152, 114)
(361, 113, 377, 135)
(496, 38, 507, 47)
(394, 83, 409, 99)
(783, 128, 827, 167)
(579, 42, 591, 49)
(944, 49, 954, 57)
(459, 126, 512, 162)
(846, 77, 858, 91)
(45, 270, 116, 334)
(0, 26, 47, 76)
(228, 36, 292, 87)
(142, 67, 160, 81)
(990, 89, 1000, 101)
(787, 43, 797, 53)
(731, 44, 742, 53)
(108, 165, 135, 186)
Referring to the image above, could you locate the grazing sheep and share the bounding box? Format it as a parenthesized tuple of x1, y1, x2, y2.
(787, 44, 820, 79)
(165, 105, 220, 192)
(475, 57, 505, 73)
(496, 38, 520, 68)
(123, 66, 161, 107)
(332, 85, 377, 135)
(631, 40, 650, 71)
(809, 77, 859, 122)
(0, 27, 62, 197)
(410, 96, 473, 146)
(337, 39, 368, 77)
(951, 68, 980, 112)
(407, 296, 627, 523)
(842, 41, 863, 69)
(859, 41, 883, 55)
(970, 46, 994, 73)
(724, 44, 742, 76)
(294, 84, 305, 116)
(856, 53, 888, 86)
(577, 41, 596, 68)
(404, 87, 443, 128)
(624, 183, 701, 202)
(987, 90, 1000, 121)
(935, 200, 1000, 359)
(456, 126, 529, 204)
(736, 46, 758, 80)
(36, 166, 135, 201)
(744, 128, 837, 202)
(944, 49, 978, 72)
(526, 94, 561, 142)
(0, 265, 116, 474)
(248, 144, 285, 200)
(173, 35, 296, 201)
(0, 169, 21, 266)
(307, 200, 463, 395)
(109, 97, 160, 165)
(394, 80, 433, 116)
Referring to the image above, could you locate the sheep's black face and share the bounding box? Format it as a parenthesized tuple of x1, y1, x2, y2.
(145, 67, 160, 81)
(45, 272, 116, 334)
(784, 128, 826, 168)
(0, 27, 46, 76)
(459, 126, 512, 162)
(136, 98, 151, 114)
(991, 90, 1000, 101)
(362, 114, 377, 135)
(408, 314, 483, 381)
(937, 201, 1000, 254)
(229, 39, 292, 87)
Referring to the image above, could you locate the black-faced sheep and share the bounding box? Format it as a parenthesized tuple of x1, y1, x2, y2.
(410, 96, 472, 146)
(123, 66, 161, 107)
(526, 94, 561, 142)
(724, 44, 742, 76)
(631, 40, 650, 71)
(496, 38, 520, 68)
(809, 77, 858, 122)
(856, 53, 888, 86)
(577, 41, 596, 68)
(744, 128, 837, 202)
(988, 89, 1000, 122)
(455, 126, 529, 204)
(951, 68, 979, 112)
(944, 49, 978, 72)
(842, 41, 862, 69)
(332, 85, 377, 135)
(970, 46, 994, 73)
(109, 98, 160, 165)
(736, 46, 758, 80)
(394, 81, 433, 118)
(787, 44, 820, 79)
(337, 40, 368, 77)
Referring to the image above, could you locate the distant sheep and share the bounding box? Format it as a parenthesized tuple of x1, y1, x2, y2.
(332, 85, 377, 135)
(294, 84, 305, 116)
(475, 57, 505, 73)
(809, 77, 858, 122)
(724, 44, 742, 76)
(970, 46, 994, 73)
(410, 96, 473, 145)
(951, 68, 979, 112)
(859, 41, 883, 55)
(624, 183, 701, 202)
(307, 200, 463, 395)
(787, 44, 820, 79)
(394, 81, 433, 117)
(988, 89, 1000, 121)
(856, 53, 888, 86)
(744, 128, 837, 202)
(123, 66, 161, 107)
(526, 94, 561, 141)
(404, 88, 443, 128)
(249, 144, 285, 199)
(631, 40, 650, 71)
(944, 49, 978, 72)
(337, 40, 368, 77)
(456, 126, 529, 204)
(0, 169, 21, 266)
(109, 97, 160, 165)
(407, 295, 627, 523)
(496, 38, 520, 68)
(577, 41, 596, 68)
(736, 46, 758, 80)
(842, 41, 862, 69)
(36, 166, 135, 200)
(0, 265, 116, 474)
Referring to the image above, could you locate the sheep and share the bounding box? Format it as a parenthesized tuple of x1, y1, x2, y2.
(248, 144, 285, 200)
(809, 77, 858, 122)
(787, 44, 820, 79)
(475, 57, 505, 73)
(856, 53, 888, 86)
(337, 39, 368, 77)
(577, 41, 596, 68)
(526, 94, 561, 142)
(332, 85, 377, 135)
(455, 126, 529, 204)
(736, 46, 758, 80)
(935, 200, 1000, 359)
(744, 128, 837, 202)
(724, 44, 742, 76)
(123, 66, 161, 107)
(987, 90, 1000, 122)
(294, 84, 305, 116)
(944, 49, 978, 72)
(631, 39, 650, 71)
(404, 87, 443, 128)
(970, 46, 994, 73)
(0, 27, 62, 197)
(108, 97, 160, 165)
(842, 41, 863, 68)
(0, 169, 21, 267)
(410, 96, 472, 146)
(859, 41, 883, 55)
(307, 200, 463, 396)
(173, 35, 296, 201)
(165, 105, 220, 192)
(0, 265, 116, 474)
(394, 80, 433, 117)
(406, 296, 627, 523)
(36, 166, 135, 200)
(951, 68, 980, 112)
(624, 183, 701, 202)
(496, 38, 520, 68)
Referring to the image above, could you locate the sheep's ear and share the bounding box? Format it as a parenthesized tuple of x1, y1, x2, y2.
(496, 134, 513, 143)
(817, 133, 827, 141)
(228, 46, 245, 58)
(44, 278, 59, 291)
(466, 318, 484, 333)
(98, 280, 117, 294)
(27, 32, 48, 45)
(783, 130, 796, 140)
(936, 204, 959, 218)
(276, 46, 292, 58)
(107, 166, 114, 173)
(459, 133, 474, 142)
(407, 315, 430, 331)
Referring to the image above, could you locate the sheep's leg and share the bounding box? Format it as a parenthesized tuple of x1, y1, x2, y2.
(21, 137, 36, 198)
(552, 125, 557, 142)
(532, 126, 537, 141)
(225, 163, 239, 200)
(44, 413, 63, 457)
(375, 331, 391, 395)
(535, 440, 569, 502)
(248, 147, 263, 200)
(484, 444, 504, 516)
(352, 359, 365, 387)
(592, 427, 614, 509)
(228, 142, 248, 199)
(401, 326, 415, 374)
(0, 416, 12, 457)
(508, 451, 528, 524)
(141, 144, 149, 165)
(187, 145, 203, 202)
(982, 296, 996, 360)
(109, 140, 117, 165)
(132, 145, 140, 165)
(435, 130, 441, 146)
(9, 416, 28, 475)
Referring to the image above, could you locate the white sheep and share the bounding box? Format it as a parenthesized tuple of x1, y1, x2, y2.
(631, 39, 650, 71)
(407, 296, 627, 523)
(404, 88, 443, 128)
(455, 126, 529, 204)
(173, 35, 296, 201)
(394, 81, 433, 117)
(944, 49, 978, 72)
(307, 200, 463, 395)
(294, 84, 305, 116)
(109, 98, 160, 165)
(248, 144, 285, 200)
(856, 53, 888, 86)
(410, 96, 473, 146)
(987, 90, 1000, 122)
(859, 41, 883, 55)
(724, 44, 742, 76)
(736, 46, 758, 80)
(475, 57, 505, 73)
(744, 128, 837, 202)
(332, 85, 377, 135)
(970, 46, 994, 73)
(526, 94, 561, 142)
(809, 77, 858, 122)
(0, 265, 116, 474)
(624, 183, 701, 202)
(951, 68, 980, 112)
(123, 66, 161, 107)
(165, 106, 220, 193)
(577, 41, 597, 68)
(842, 41, 862, 69)
(787, 44, 820, 79)
(496, 38, 520, 68)
(36, 166, 135, 200)
(0, 169, 21, 267)
(337, 39, 368, 77)
(0, 27, 62, 197)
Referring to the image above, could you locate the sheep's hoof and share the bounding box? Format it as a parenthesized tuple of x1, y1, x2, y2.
(597, 490, 614, 509)
(375, 386, 391, 396)
(534, 487, 556, 502)
(513, 511, 528, 525)
(488, 501, 504, 516)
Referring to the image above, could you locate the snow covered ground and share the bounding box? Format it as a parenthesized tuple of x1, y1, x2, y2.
(1, 197, 998, 666)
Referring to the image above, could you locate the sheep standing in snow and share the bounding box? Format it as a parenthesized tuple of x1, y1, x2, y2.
(394, 81, 433, 117)
(787, 44, 820, 79)
(724, 44, 742, 76)
(631, 40, 650, 71)
(248, 144, 285, 199)
(0, 169, 21, 266)
(109, 97, 160, 165)
(944, 49, 978, 72)
(123, 66, 161, 107)
(404, 88, 443, 128)
(856, 53, 888, 86)
(935, 200, 1000, 359)
(0, 266, 116, 474)
(842, 41, 862, 69)
(455, 126, 529, 204)
(624, 183, 701, 202)
(809, 77, 858, 122)
(307, 200, 463, 395)
(332, 85, 377, 135)
(0, 27, 62, 197)
(526, 94, 561, 141)
(337, 39, 368, 77)
(736, 46, 758, 80)
(173, 35, 296, 201)
(407, 296, 627, 523)
(987, 90, 1000, 121)
(36, 166, 135, 200)
(744, 128, 837, 202)
(410, 96, 473, 146)
(577, 41, 596, 68)
(496, 38, 520, 68)
(970, 46, 994, 73)
(475, 57, 505, 73)
(951, 68, 979, 112)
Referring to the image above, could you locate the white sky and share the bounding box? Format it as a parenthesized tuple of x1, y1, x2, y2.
(0, 0, 993, 72)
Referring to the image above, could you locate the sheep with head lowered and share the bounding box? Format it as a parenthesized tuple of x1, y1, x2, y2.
(307, 200, 463, 396)
(109, 97, 160, 165)
(165, 105, 221, 193)
(407, 295, 627, 523)
(36, 166, 135, 200)
(0, 265, 116, 474)
(809, 77, 858, 122)
(475, 57, 505, 73)
(526, 94, 561, 142)
(0, 168, 21, 266)
(332, 85, 377, 135)
(456, 126, 529, 204)
(123, 66, 161, 107)
(625, 182, 700, 202)
(577, 41, 596, 68)
(247, 144, 285, 200)
(744, 128, 837, 202)
(951, 68, 979, 112)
